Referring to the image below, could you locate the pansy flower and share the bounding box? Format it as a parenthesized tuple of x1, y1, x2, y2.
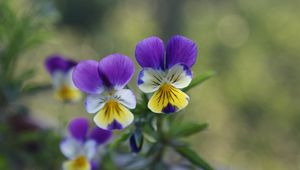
(135, 35, 197, 114)
(72, 54, 136, 130)
(45, 55, 81, 102)
(60, 117, 112, 170)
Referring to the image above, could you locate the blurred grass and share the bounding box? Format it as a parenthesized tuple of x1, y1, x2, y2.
(5, 0, 299, 169)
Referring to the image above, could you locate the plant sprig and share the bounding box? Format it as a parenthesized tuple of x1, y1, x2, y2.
(105, 71, 215, 170)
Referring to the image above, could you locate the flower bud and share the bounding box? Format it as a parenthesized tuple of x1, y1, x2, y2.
(129, 129, 144, 153)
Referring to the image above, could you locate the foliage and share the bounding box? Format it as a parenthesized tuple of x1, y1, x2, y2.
(0, 112, 63, 169)
(0, 1, 58, 169)
(0, 0, 49, 109)
(54, 0, 119, 33)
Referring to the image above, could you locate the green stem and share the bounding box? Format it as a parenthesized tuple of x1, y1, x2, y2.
(57, 103, 66, 134)
(147, 115, 167, 168)
(157, 115, 164, 140)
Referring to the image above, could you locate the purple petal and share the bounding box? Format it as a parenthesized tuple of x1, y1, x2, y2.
(98, 54, 134, 88)
(68, 117, 89, 141)
(135, 36, 165, 69)
(45, 54, 77, 74)
(107, 120, 123, 130)
(162, 103, 177, 114)
(72, 60, 104, 94)
(89, 127, 112, 145)
(91, 161, 99, 170)
(166, 35, 197, 69)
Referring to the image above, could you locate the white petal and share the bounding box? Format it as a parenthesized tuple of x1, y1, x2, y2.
(137, 68, 165, 93)
(81, 140, 97, 160)
(85, 94, 107, 114)
(113, 89, 136, 109)
(52, 71, 65, 89)
(60, 138, 82, 159)
(65, 69, 77, 88)
(166, 64, 192, 89)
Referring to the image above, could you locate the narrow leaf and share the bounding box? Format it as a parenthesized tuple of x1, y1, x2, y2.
(101, 153, 118, 170)
(172, 123, 208, 137)
(21, 84, 52, 95)
(143, 132, 157, 143)
(175, 146, 214, 170)
(109, 130, 131, 150)
(183, 70, 216, 92)
(16, 68, 36, 82)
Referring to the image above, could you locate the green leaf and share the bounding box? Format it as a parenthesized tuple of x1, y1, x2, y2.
(143, 132, 157, 143)
(171, 123, 208, 137)
(109, 130, 131, 150)
(21, 84, 52, 95)
(16, 68, 36, 83)
(183, 70, 216, 92)
(101, 153, 118, 170)
(175, 146, 214, 170)
(132, 93, 150, 115)
(145, 143, 159, 157)
(153, 161, 167, 170)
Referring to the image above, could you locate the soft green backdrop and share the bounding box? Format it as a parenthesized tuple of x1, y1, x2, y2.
(3, 0, 300, 169)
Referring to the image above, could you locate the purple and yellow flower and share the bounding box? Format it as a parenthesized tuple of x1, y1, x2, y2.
(45, 55, 81, 102)
(135, 35, 197, 114)
(72, 54, 136, 130)
(60, 117, 112, 170)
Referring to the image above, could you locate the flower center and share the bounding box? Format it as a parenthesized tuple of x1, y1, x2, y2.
(101, 100, 122, 120)
(106, 99, 119, 109)
(159, 83, 173, 92)
(64, 155, 90, 170)
(101, 89, 117, 100)
(56, 84, 81, 101)
(73, 155, 88, 167)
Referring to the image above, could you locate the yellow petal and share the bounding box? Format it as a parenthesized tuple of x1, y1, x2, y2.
(63, 156, 91, 170)
(148, 83, 189, 113)
(93, 100, 134, 130)
(56, 85, 82, 102)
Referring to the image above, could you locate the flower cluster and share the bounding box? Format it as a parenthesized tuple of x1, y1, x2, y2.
(68, 35, 197, 131)
(45, 35, 209, 169)
(60, 117, 112, 170)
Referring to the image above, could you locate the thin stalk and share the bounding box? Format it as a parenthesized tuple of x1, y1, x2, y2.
(57, 103, 66, 134)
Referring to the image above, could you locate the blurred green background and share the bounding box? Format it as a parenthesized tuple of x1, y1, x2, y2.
(1, 0, 300, 169)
